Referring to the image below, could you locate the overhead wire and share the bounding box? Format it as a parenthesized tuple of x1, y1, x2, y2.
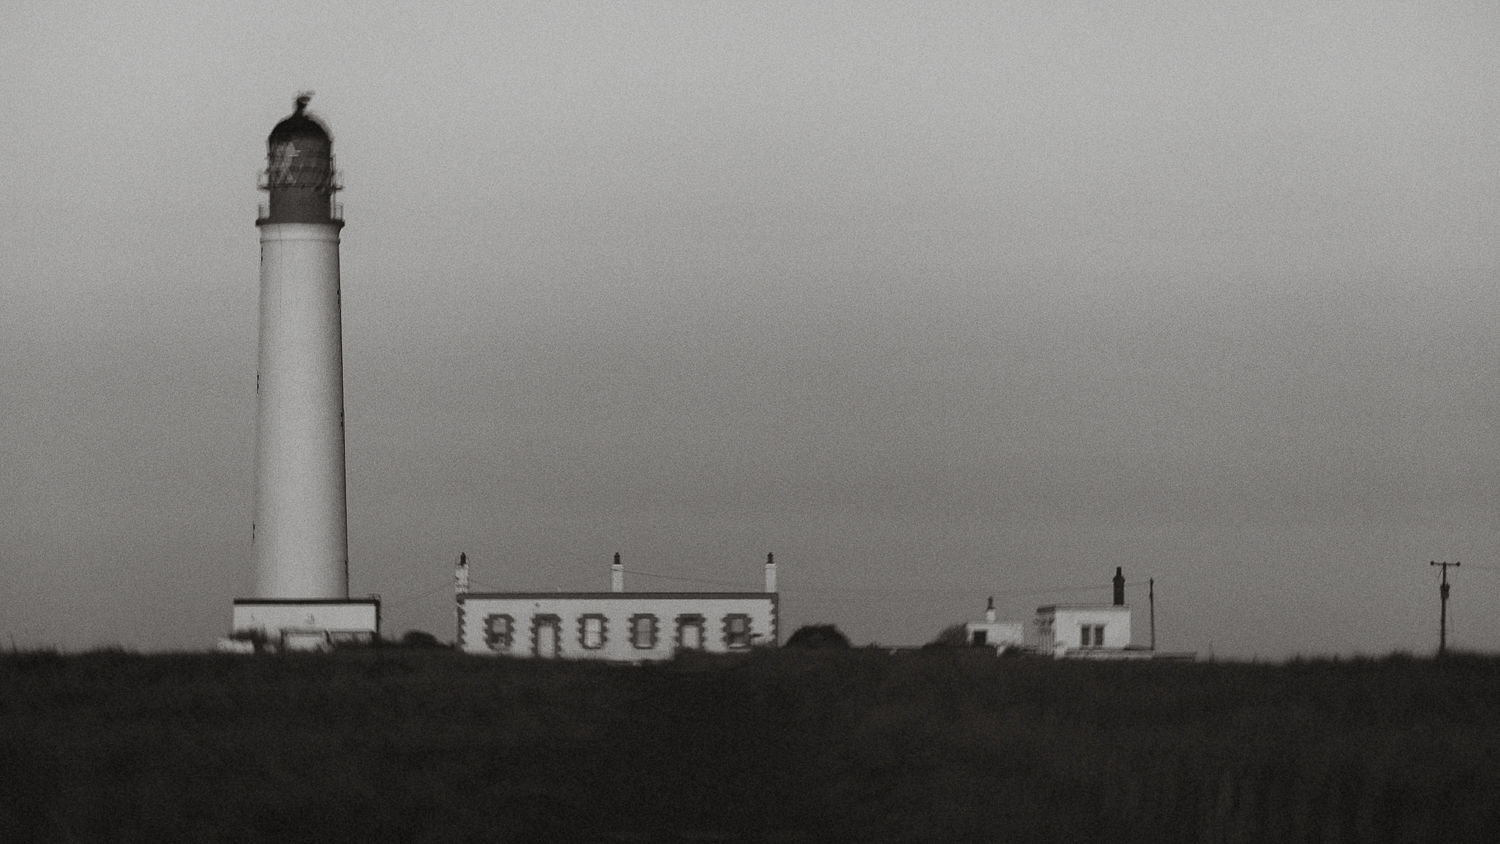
(782, 581, 1128, 598)
(377, 580, 454, 609)
(381, 564, 1151, 606)
(622, 568, 756, 589)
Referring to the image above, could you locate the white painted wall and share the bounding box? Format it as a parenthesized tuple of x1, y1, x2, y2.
(253, 222, 349, 600)
(457, 593, 778, 661)
(965, 621, 1025, 650)
(1035, 605, 1132, 656)
(232, 600, 377, 645)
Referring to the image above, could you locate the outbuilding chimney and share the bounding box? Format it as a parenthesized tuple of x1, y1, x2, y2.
(611, 552, 624, 592)
(985, 596, 996, 623)
(764, 552, 777, 593)
(455, 552, 469, 595)
(1113, 567, 1125, 606)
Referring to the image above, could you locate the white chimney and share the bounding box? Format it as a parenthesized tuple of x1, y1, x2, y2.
(985, 596, 996, 623)
(611, 552, 624, 592)
(764, 552, 777, 593)
(455, 552, 469, 595)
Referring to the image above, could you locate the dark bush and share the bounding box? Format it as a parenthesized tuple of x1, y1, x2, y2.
(398, 629, 446, 649)
(784, 624, 851, 649)
(924, 621, 970, 648)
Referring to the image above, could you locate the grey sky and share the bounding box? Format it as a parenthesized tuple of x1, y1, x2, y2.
(3, 1, 1498, 656)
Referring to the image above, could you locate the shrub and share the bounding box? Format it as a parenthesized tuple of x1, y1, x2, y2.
(924, 622, 970, 648)
(784, 624, 851, 649)
(398, 630, 446, 649)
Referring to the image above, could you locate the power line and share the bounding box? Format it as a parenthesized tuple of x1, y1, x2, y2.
(377, 581, 454, 609)
(622, 568, 755, 589)
(782, 581, 1121, 600)
(623, 572, 1127, 599)
(393, 565, 1148, 604)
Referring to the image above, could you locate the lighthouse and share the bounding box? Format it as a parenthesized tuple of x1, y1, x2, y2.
(229, 96, 379, 650)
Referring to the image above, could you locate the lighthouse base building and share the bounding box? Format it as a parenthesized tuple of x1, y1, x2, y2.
(230, 599, 381, 651)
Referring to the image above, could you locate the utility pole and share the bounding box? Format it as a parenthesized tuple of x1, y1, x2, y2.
(1149, 578, 1156, 652)
(1430, 561, 1460, 657)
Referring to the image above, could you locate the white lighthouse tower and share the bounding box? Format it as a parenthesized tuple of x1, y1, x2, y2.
(230, 96, 379, 650)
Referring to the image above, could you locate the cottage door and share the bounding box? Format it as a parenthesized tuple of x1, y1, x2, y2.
(535, 619, 559, 658)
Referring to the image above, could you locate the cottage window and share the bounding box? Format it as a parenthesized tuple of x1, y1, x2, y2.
(724, 614, 752, 649)
(483, 614, 513, 651)
(1080, 624, 1106, 648)
(629, 614, 658, 649)
(579, 614, 607, 650)
(676, 614, 706, 651)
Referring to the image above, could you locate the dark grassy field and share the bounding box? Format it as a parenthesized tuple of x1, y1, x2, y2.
(2, 648, 1498, 843)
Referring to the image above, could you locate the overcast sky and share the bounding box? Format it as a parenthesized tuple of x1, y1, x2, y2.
(4, 1, 1499, 657)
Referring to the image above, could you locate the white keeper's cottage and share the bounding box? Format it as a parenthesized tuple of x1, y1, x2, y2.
(456, 553, 779, 661)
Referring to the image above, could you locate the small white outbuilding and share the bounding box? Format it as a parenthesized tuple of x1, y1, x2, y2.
(1034, 604, 1133, 657)
(1034, 567, 1144, 658)
(964, 597, 1025, 652)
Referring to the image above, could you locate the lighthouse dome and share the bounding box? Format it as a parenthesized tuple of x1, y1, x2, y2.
(268, 94, 330, 144)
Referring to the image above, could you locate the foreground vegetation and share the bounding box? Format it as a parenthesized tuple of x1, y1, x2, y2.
(2, 648, 1497, 843)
